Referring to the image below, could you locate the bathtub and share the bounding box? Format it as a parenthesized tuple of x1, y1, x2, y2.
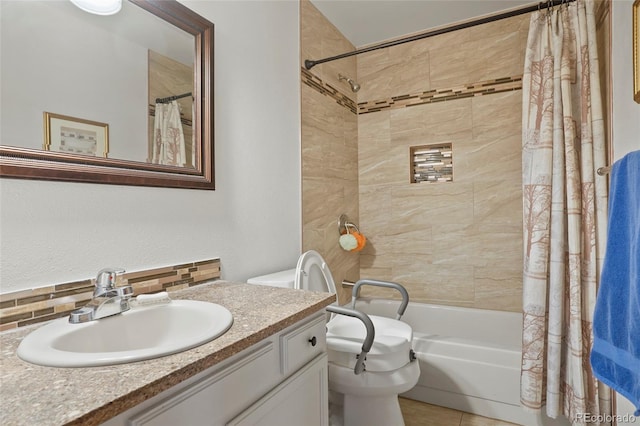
(353, 298, 570, 426)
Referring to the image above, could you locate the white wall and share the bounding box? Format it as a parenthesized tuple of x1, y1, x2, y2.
(612, 0, 640, 161)
(0, 0, 302, 294)
(611, 0, 640, 422)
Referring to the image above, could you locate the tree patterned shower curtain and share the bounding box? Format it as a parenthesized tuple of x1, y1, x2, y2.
(152, 100, 186, 167)
(520, 0, 611, 423)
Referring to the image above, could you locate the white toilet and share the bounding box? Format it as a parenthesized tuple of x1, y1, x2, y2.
(248, 250, 419, 426)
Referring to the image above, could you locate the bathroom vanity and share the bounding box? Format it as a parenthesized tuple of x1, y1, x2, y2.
(0, 281, 334, 426)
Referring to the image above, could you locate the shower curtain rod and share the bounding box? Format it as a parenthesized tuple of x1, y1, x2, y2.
(155, 92, 192, 104)
(304, 0, 575, 70)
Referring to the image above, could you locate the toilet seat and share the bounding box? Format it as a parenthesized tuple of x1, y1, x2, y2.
(327, 333, 411, 372)
(327, 314, 413, 372)
(327, 313, 413, 343)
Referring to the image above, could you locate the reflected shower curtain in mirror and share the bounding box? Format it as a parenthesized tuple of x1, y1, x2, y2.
(152, 100, 186, 166)
(520, 0, 611, 423)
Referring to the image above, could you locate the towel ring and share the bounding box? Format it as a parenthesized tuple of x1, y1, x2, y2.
(338, 214, 360, 235)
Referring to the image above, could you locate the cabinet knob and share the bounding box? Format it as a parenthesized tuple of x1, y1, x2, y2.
(308, 336, 317, 347)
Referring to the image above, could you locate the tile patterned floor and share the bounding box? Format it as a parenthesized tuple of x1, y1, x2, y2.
(400, 398, 520, 426)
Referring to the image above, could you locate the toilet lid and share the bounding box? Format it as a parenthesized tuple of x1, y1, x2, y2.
(295, 250, 337, 294)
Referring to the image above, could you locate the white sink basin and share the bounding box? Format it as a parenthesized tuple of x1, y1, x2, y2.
(17, 300, 233, 368)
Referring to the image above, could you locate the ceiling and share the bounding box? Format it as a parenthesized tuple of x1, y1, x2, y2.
(309, 0, 534, 47)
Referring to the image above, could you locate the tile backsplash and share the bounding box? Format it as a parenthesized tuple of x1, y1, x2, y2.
(0, 258, 220, 331)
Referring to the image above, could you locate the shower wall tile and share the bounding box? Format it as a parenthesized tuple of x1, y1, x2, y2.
(362, 263, 475, 307)
(356, 9, 527, 312)
(471, 90, 521, 135)
(473, 180, 523, 225)
(388, 103, 424, 146)
(431, 224, 476, 266)
(424, 14, 530, 52)
(358, 39, 432, 102)
(429, 30, 524, 89)
(358, 186, 393, 247)
(300, 0, 323, 66)
(302, 177, 342, 225)
(473, 266, 523, 311)
(467, 223, 522, 268)
(387, 40, 431, 96)
(300, 0, 357, 103)
(301, 0, 359, 303)
(414, 97, 473, 138)
(453, 91, 522, 184)
(391, 184, 475, 227)
(419, 265, 475, 306)
(455, 136, 521, 184)
(389, 223, 433, 258)
(359, 259, 393, 284)
(357, 48, 394, 102)
(426, 15, 528, 88)
(358, 111, 402, 187)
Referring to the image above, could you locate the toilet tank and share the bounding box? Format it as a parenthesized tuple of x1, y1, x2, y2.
(247, 269, 296, 288)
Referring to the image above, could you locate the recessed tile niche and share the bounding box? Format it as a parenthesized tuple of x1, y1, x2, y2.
(410, 143, 453, 183)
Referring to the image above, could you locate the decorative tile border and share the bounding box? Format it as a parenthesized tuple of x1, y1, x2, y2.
(301, 68, 522, 116)
(357, 75, 523, 114)
(301, 67, 358, 114)
(0, 258, 220, 331)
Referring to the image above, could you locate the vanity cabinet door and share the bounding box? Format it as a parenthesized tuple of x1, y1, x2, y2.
(101, 311, 328, 426)
(126, 342, 280, 426)
(227, 353, 328, 426)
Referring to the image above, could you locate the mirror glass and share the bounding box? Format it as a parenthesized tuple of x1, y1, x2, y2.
(0, 0, 215, 189)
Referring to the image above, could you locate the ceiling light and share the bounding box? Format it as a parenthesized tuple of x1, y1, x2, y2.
(70, 0, 122, 15)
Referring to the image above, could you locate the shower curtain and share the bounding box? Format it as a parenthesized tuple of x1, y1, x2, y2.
(520, 0, 611, 423)
(152, 100, 186, 167)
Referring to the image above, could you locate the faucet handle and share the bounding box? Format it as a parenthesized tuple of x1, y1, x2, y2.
(95, 268, 126, 296)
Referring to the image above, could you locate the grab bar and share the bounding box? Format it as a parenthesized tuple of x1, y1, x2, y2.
(350, 279, 409, 320)
(326, 305, 375, 375)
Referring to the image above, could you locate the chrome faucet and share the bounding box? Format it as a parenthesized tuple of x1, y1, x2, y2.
(69, 268, 133, 323)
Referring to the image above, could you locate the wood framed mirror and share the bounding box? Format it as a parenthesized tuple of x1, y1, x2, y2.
(0, 0, 214, 190)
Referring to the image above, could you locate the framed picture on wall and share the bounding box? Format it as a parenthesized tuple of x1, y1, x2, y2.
(634, 0, 640, 103)
(43, 112, 109, 157)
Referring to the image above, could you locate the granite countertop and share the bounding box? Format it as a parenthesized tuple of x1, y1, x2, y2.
(0, 281, 334, 426)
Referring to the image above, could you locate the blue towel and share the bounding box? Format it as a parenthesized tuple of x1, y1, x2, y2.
(591, 150, 640, 416)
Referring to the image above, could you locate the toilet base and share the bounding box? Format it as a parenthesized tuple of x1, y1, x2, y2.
(328, 358, 419, 426)
(342, 394, 404, 426)
(328, 391, 405, 426)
